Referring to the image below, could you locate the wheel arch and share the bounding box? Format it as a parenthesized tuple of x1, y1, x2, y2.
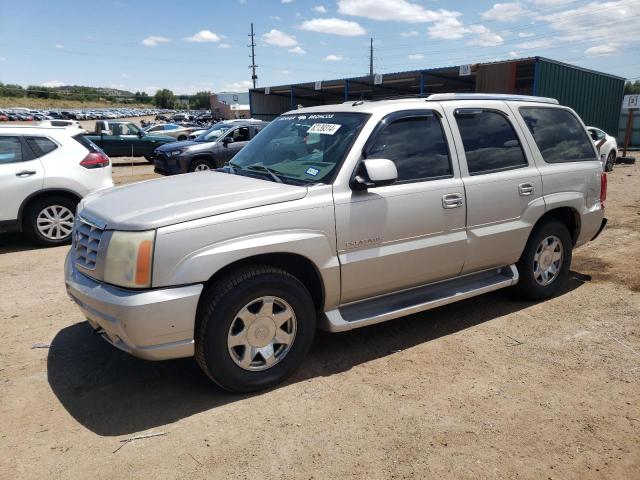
(531, 206, 581, 247)
(203, 252, 326, 312)
(190, 153, 219, 169)
(18, 188, 82, 230)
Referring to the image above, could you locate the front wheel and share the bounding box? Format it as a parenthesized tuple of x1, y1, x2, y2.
(605, 151, 615, 172)
(144, 154, 154, 163)
(195, 266, 317, 392)
(515, 220, 572, 300)
(189, 158, 214, 172)
(24, 195, 77, 247)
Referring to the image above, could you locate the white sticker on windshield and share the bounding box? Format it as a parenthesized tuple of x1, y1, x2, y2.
(307, 123, 341, 135)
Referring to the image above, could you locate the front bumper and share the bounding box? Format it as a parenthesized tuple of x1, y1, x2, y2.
(64, 251, 202, 360)
(152, 151, 189, 175)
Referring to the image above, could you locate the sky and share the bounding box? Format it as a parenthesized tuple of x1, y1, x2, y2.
(0, 0, 639, 96)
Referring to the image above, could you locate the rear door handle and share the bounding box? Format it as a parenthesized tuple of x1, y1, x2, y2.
(518, 183, 535, 196)
(15, 170, 37, 177)
(442, 193, 464, 209)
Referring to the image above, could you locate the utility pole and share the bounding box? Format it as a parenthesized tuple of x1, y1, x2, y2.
(369, 37, 374, 77)
(248, 23, 258, 89)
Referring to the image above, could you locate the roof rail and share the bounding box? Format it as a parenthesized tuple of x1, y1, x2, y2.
(426, 93, 559, 104)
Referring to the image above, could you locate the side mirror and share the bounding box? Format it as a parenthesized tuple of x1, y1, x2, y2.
(101, 129, 113, 136)
(137, 130, 144, 138)
(222, 136, 234, 147)
(352, 159, 398, 191)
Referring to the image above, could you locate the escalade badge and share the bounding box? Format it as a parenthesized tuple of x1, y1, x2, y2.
(345, 236, 381, 250)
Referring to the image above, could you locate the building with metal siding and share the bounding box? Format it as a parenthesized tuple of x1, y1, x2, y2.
(249, 56, 625, 134)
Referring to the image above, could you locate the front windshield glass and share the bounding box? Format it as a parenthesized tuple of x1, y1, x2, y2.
(229, 112, 368, 184)
(196, 123, 233, 142)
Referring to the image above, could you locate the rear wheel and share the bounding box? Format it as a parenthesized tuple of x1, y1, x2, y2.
(515, 220, 572, 300)
(24, 195, 77, 247)
(605, 151, 615, 172)
(189, 158, 214, 172)
(195, 266, 317, 392)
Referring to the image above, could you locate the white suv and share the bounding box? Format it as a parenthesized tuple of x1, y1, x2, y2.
(0, 126, 113, 246)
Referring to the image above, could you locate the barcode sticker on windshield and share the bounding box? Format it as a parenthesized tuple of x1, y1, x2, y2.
(307, 123, 341, 135)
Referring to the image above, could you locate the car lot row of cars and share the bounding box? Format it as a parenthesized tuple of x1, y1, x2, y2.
(0, 108, 211, 122)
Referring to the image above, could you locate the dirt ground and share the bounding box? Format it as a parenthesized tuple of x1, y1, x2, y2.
(0, 155, 638, 480)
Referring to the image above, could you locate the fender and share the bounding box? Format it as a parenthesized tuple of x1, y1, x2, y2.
(17, 187, 83, 227)
(153, 228, 341, 310)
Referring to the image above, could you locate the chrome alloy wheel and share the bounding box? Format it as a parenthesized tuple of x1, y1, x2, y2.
(194, 163, 211, 171)
(533, 235, 563, 286)
(227, 296, 297, 371)
(36, 205, 74, 240)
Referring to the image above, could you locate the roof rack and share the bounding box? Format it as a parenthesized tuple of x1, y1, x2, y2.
(426, 93, 559, 104)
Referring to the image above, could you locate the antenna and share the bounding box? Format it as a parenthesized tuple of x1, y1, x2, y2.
(369, 37, 373, 77)
(248, 23, 258, 89)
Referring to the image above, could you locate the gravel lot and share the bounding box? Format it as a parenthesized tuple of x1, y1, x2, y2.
(0, 155, 638, 479)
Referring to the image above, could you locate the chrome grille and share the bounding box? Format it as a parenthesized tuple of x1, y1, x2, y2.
(74, 218, 104, 270)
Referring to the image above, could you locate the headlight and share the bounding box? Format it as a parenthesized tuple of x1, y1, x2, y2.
(104, 230, 155, 288)
(167, 149, 183, 157)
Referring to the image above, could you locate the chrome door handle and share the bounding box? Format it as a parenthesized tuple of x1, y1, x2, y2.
(15, 170, 36, 177)
(442, 193, 463, 209)
(518, 183, 535, 196)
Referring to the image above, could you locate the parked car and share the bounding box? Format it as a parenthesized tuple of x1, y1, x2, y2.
(587, 126, 617, 172)
(153, 120, 268, 174)
(143, 123, 192, 141)
(0, 125, 113, 246)
(39, 119, 86, 132)
(0, 112, 9, 122)
(84, 120, 176, 160)
(65, 93, 607, 392)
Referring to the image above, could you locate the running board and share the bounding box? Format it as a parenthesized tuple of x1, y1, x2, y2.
(321, 265, 519, 332)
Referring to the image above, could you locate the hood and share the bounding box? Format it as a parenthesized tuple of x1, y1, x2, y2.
(80, 172, 308, 230)
(156, 139, 212, 152)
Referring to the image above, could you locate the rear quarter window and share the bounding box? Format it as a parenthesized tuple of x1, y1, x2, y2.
(25, 136, 58, 157)
(519, 107, 597, 163)
(73, 134, 103, 154)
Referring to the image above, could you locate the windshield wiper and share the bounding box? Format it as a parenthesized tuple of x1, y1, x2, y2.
(245, 164, 284, 183)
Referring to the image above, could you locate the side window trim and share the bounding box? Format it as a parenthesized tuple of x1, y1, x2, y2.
(361, 109, 454, 185)
(454, 107, 529, 176)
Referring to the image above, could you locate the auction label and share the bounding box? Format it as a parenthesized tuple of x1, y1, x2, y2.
(307, 123, 341, 135)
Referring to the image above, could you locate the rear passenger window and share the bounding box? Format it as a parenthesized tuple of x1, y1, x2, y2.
(26, 137, 58, 157)
(455, 110, 527, 175)
(367, 115, 451, 182)
(520, 107, 596, 163)
(0, 136, 23, 164)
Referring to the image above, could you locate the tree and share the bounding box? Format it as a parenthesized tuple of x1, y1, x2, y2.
(154, 88, 175, 108)
(189, 91, 212, 109)
(134, 91, 152, 104)
(624, 80, 640, 94)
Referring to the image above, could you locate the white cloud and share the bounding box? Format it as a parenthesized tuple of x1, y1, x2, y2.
(324, 53, 344, 61)
(42, 80, 65, 88)
(408, 53, 424, 60)
(338, 0, 460, 24)
(289, 46, 307, 54)
(508, 51, 520, 57)
(313, 5, 327, 13)
(401, 31, 419, 37)
(515, 38, 553, 49)
(531, 0, 574, 5)
(299, 18, 366, 36)
(184, 30, 221, 42)
(142, 35, 170, 47)
(269, 15, 281, 20)
(121, 73, 130, 78)
(540, 1, 640, 45)
(55, 44, 64, 49)
(280, 69, 291, 74)
(467, 25, 504, 47)
(0, 57, 6, 61)
(222, 80, 253, 92)
(218, 43, 231, 48)
(282, 0, 295, 3)
(584, 44, 617, 57)
(428, 12, 466, 39)
(518, 32, 534, 38)
(481, 3, 531, 22)
(262, 29, 298, 47)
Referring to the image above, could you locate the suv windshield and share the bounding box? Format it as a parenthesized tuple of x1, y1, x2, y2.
(196, 123, 234, 142)
(229, 112, 368, 184)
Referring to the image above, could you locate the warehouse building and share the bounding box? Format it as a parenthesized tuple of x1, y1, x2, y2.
(249, 56, 625, 134)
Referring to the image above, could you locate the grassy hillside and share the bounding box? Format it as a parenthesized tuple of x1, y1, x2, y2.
(0, 97, 150, 109)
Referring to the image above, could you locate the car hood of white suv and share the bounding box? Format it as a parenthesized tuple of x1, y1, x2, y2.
(80, 171, 308, 231)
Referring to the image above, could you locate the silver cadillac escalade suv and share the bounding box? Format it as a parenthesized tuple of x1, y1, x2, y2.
(65, 94, 608, 392)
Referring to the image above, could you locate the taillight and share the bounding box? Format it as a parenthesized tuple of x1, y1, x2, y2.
(600, 172, 607, 208)
(80, 152, 110, 169)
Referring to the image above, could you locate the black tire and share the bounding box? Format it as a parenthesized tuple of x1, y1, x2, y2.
(24, 195, 77, 247)
(605, 151, 615, 172)
(195, 266, 317, 393)
(189, 158, 215, 172)
(177, 135, 187, 141)
(515, 219, 572, 300)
